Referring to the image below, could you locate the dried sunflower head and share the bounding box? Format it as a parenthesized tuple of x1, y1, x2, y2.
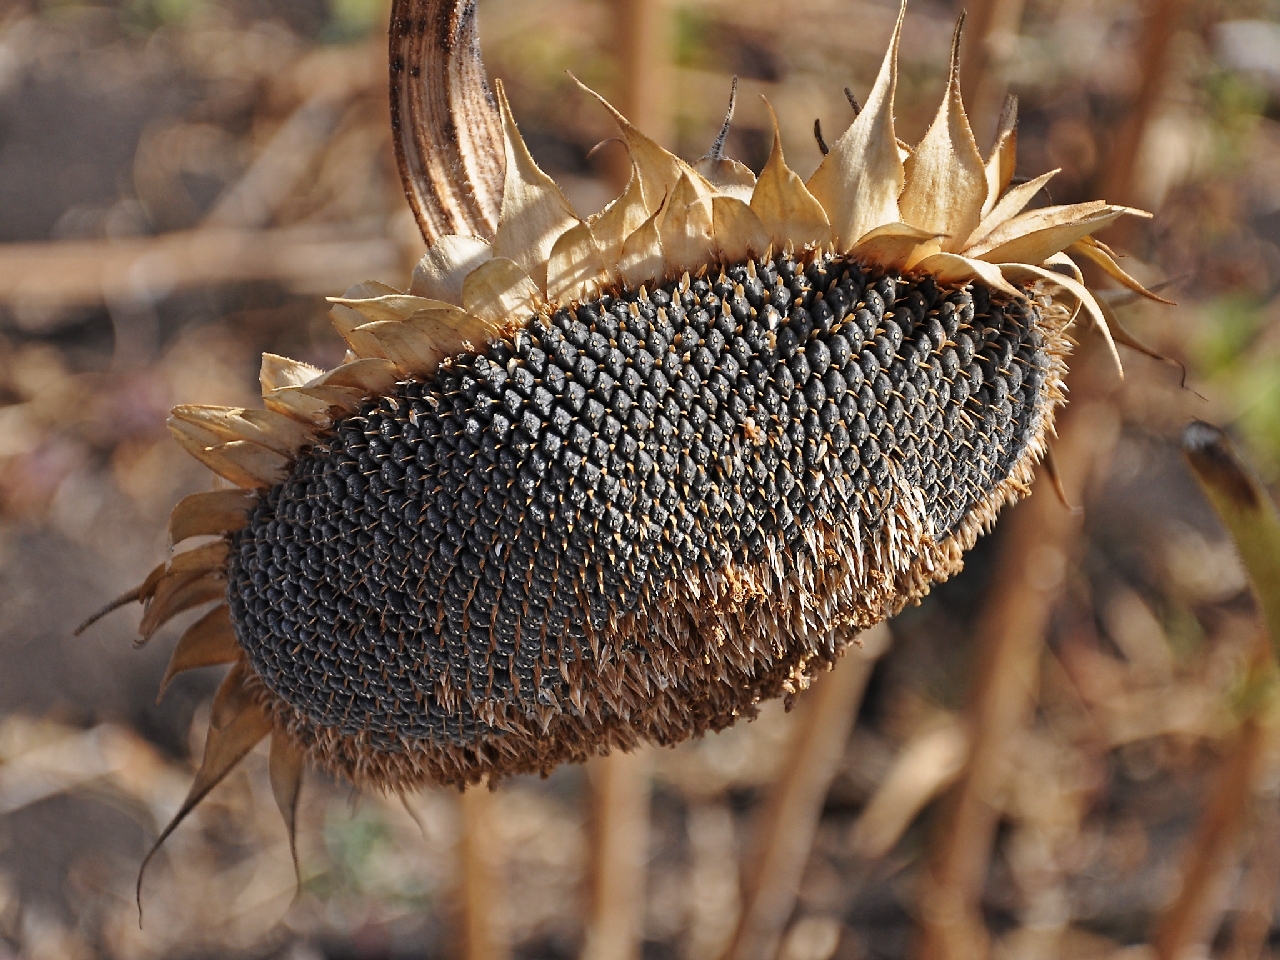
(86, 0, 1166, 882)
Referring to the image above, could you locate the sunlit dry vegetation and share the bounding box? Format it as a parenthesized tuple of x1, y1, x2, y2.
(2, 0, 1280, 957)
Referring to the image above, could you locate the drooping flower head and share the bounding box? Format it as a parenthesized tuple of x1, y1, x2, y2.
(83, 0, 1167, 889)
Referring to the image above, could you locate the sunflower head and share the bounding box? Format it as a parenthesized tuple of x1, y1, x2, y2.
(82, 0, 1167, 892)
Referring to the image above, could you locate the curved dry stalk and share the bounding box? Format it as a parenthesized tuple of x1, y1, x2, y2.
(390, 0, 505, 244)
(1183, 422, 1280, 655)
(847, 715, 968, 861)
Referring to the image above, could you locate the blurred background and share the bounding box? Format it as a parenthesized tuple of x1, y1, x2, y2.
(2, 0, 1280, 956)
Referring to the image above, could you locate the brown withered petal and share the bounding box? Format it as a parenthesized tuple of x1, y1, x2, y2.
(898, 15, 986, 252)
(751, 99, 832, 251)
(806, 0, 907, 249)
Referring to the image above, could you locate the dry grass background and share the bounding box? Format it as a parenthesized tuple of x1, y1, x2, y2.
(1, 0, 1280, 957)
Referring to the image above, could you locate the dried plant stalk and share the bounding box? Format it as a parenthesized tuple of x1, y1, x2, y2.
(847, 714, 967, 861)
(916, 400, 1118, 960)
(957, 0, 1028, 141)
(582, 749, 652, 960)
(1224, 808, 1280, 960)
(1151, 422, 1280, 959)
(723, 624, 891, 960)
(578, 9, 668, 956)
(612, 0, 672, 157)
(459, 784, 509, 960)
(0, 228, 399, 308)
(1151, 686, 1270, 960)
(202, 93, 348, 231)
(1099, 0, 1190, 213)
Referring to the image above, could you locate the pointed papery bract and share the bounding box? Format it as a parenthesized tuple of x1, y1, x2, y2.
(410, 235, 493, 305)
(848, 222, 944, 270)
(329, 284, 406, 357)
(693, 155, 757, 203)
(751, 101, 831, 250)
(167, 489, 255, 548)
(462, 257, 542, 329)
(341, 280, 400, 299)
(162, 540, 231, 579)
(618, 206, 665, 290)
(134, 544, 226, 618)
(137, 565, 216, 627)
(355, 319, 446, 377)
(904, 236, 944, 269)
(1093, 286, 1182, 370)
(1041, 252, 1086, 327)
(969, 202, 1148, 265)
(263, 386, 337, 426)
(357, 304, 504, 376)
(169, 420, 285, 489)
(170, 406, 314, 458)
(711, 196, 771, 265)
(912, 252, 1023, 298)
(269, 728, 305, 888)
(999, 260, 1124, 377)
(82, 552, 198, 642)
(1043, 251, 1084, 283)
(210, 440, 291, 488)
(412, 304, 505, 357)
(965, 168, 1058, 250)
(329, 304, 391, 360)
(274, 387, 351, 420)
(547, 221, 610, 304)
(1068, 236, 1175, 304)
(982, 95, 1019, 217)
(166, 488, 253, 547)
(308, 358, 403, 396)
(571, 76, 710, 214)
(140, 573, 225, 640)
(588, 167, 649, 272)
(659, 174, 716, 277)
(138, 662, 272, 912)
(259, 354, 321, 396)
(327, 293, 445, 323)
(899, 18, 986, 252)
(158, 605, 239, 700)
(805, 0, 907, 249)
(318, 384, 379, 413)
(492, 80, 580, 292)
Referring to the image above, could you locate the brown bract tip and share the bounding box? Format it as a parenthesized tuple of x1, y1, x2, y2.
(1183, 421, 1259, 511)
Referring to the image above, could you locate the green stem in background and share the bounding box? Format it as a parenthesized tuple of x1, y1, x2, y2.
(1183, 420, 1280, 671)
(1151, 421, 1280, 960)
